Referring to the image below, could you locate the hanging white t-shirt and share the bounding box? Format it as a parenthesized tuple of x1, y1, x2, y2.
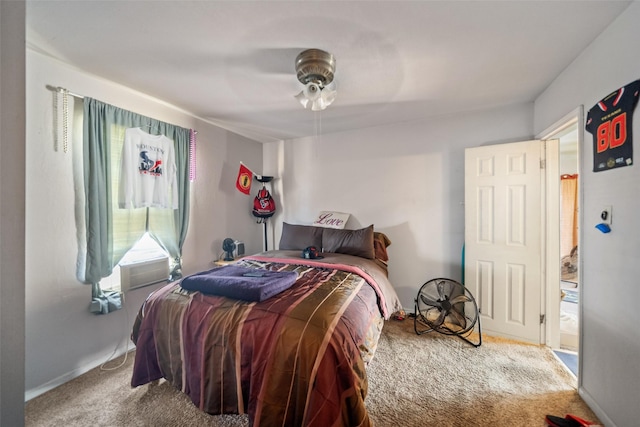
(119, 127, 178, 209)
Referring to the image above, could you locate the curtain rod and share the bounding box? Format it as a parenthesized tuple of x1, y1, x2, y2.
(46, 84, 198, 134)
(46, 85, 84, 99)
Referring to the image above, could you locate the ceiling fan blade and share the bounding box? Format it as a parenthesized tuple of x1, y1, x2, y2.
(237, 47, 307, 75)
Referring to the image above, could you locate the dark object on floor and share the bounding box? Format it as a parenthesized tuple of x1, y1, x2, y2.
(566, 414, 600, 426)
(546, 414, 581, 427)
(546, 415, 582, 427)
(546, 413, 600, 427)
(393, 309, 406, 320)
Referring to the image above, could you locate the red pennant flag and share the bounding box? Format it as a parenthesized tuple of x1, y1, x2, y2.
(236, 163, 253, 195)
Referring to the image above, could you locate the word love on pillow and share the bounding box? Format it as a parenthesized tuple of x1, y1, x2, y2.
(313, 211, 350, 229)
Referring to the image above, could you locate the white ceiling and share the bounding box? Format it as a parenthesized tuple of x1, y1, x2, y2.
(26, 1, 631, 143)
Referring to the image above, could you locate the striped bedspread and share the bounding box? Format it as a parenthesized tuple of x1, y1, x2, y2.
(131, 251, 402, 427)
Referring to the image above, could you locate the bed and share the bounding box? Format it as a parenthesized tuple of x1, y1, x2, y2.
(130, 224, 402, 426)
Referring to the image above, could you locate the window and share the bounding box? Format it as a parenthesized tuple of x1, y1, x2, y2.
(100, 232, 169, 292)
(79, 98, 192, 314)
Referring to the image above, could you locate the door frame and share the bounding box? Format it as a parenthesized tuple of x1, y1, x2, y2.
(536, 106, 584, 350)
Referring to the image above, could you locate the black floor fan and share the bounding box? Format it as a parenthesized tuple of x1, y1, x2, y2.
(414, 278, 482, 347)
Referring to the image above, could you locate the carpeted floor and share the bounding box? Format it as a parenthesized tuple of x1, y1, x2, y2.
(25, 319, 600, 426)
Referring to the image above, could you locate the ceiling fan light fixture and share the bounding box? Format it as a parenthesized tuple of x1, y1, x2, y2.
(294, 49, 337, 110)
(295, 91, 310, 109)
(303, 82, 322, 100)
(319, 85, 336, 104)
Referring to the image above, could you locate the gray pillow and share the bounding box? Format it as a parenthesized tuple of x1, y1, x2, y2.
(322, 225, 375, 259)
(278, 222, 323, 250)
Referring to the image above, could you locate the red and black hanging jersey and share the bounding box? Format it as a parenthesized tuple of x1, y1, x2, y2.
(586, 79, 640, 172)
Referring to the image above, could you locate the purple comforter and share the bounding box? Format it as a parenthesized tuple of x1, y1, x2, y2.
(180, 265, 297, 302)
(131, 251, 404, 426)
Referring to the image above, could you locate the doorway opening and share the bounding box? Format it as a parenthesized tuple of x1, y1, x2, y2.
(543, 118, 580, 377)
(557, 122, 579, 376)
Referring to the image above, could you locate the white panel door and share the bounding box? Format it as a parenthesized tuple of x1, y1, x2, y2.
(465, 140, 543, 344)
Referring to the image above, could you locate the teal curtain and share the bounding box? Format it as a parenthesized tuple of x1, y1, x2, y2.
(81, 98, 191, 313)
(148, 126, 191, 280)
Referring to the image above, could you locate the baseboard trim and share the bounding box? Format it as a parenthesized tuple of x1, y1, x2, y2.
(578, 386, 616, 427)
(24, 344, 135, 402)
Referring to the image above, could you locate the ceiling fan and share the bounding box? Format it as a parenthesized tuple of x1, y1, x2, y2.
(294, 49, 337, 111)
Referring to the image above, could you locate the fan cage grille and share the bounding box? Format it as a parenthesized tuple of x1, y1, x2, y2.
(415, 278, 479, 336)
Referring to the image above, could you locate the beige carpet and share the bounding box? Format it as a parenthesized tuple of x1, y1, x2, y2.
(25, 319, 599, 427)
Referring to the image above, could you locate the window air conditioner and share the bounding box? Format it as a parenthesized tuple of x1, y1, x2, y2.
(120, 256, 169, 292)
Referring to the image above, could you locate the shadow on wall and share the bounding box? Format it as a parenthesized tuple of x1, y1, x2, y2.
(375, 222, 428, 309)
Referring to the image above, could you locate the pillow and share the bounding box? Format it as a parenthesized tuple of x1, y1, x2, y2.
(322, 225, 375, 259)
(278, 222, 323, 250)
(373, 232, 392, 262)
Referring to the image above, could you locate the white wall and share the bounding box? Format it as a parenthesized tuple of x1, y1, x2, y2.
(1, 1, 26, 425)
(534, 3, 640, 427)
(25, 50, 263, 398)
(267, 103, 533, 309)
